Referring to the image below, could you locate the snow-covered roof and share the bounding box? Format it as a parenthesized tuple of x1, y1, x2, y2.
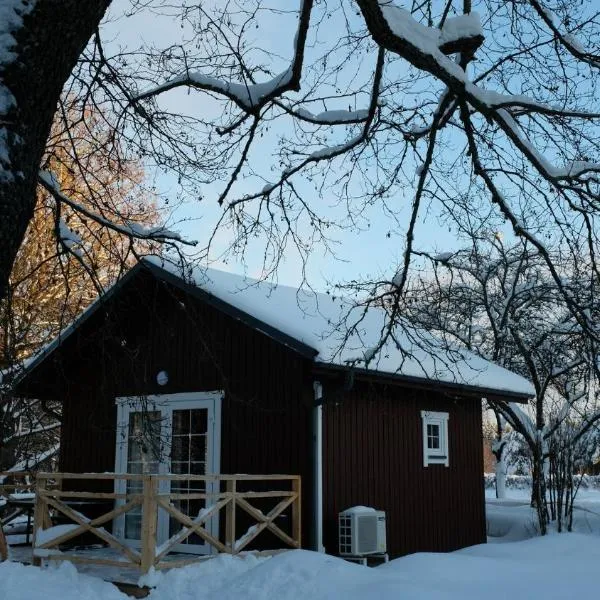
(12, 257, 534, 399)
(147, 257, 533, 398)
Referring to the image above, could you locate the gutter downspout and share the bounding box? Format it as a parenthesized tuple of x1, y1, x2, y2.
(313, 380, 325, 553)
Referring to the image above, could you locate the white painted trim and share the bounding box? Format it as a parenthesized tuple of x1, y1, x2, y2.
(313, 381, 324, 553)
(420, 410, 450, 467)
(115, 391, 224, 406)
(212, 394, 222, 480)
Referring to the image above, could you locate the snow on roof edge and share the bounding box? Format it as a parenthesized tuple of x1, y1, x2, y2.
(145, 256, 535, 399)
(10, 257, 535, 400)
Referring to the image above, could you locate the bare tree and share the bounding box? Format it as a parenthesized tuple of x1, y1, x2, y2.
(0, 103, 159, 472)
(405, 236, 600, 533)
(1, 2, 600, 486)
(1, 1, 599, 304)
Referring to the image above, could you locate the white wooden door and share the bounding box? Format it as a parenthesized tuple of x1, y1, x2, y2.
(162, 396, 221, 554)
(114, 392, 222, 554)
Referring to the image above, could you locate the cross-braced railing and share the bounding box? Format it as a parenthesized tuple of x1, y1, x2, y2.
(31, 472, 301, 573)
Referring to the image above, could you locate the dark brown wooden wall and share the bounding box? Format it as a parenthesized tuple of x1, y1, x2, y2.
(23, 269, 313, 546)
(322, 380, 485, 558)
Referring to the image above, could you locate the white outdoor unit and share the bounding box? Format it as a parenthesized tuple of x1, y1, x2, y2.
(338, 506, 387, 556)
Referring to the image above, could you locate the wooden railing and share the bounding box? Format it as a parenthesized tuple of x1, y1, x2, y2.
(0, 471, 36, 492)
(31, 473, 301, 573)
(1, 471, 42, 560)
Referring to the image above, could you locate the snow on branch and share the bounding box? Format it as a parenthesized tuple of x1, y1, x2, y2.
(0, 0, 36, 181)
(463, 85, 600, 120)
(251, 130, 367, 199)
(377, 3, 484, 57)
(58, 218, 83, 256)
(357, 2, 600, 185)
(439, 14, 484, 51)
(3, 422, 60, 445)
(496, 109, 600, 181)
(506, 401, 537, 440)
(287, 106, 370, 125)
(307, 133, 366, 161)
(135, 69, 293, 111)
(0, 445, 59, 480)
(132, 0, 314, 112)
(38, 170, 196, 246)
(528, 0, 600, 69)
(379, 0, 600, 125)
(228, 47, 385, 207)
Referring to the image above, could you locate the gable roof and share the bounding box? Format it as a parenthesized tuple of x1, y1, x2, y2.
(11, 257, 535, 400)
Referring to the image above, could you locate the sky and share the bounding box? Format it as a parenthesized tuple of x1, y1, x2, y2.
(99, 1, 503, 289)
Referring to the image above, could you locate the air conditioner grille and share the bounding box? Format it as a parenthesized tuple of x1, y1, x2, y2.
(339, 514, 352, 554)
(357, 515, 378, 554)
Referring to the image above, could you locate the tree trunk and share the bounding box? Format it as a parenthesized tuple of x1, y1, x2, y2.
(495, 454, 507, 500)
(0, 0, 112, 300)
(492, 410, 506, 499)
(531, 440, 548, 535)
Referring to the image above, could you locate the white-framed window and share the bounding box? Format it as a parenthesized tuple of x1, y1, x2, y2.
(420, 410, 449, 467)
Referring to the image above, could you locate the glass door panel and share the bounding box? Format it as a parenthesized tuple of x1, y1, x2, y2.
(169, 408, 209, 547)
(123, 410, 161, 541)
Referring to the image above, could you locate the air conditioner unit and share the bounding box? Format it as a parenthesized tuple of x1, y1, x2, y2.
(338, 506, 386, 556)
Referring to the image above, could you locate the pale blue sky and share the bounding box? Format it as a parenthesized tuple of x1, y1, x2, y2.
(101, 1, 504, 288)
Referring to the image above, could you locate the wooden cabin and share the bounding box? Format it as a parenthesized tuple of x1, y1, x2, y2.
(12, 258, 533, 559)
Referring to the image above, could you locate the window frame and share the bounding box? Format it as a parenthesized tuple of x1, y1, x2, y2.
(420, 410, 450, 467)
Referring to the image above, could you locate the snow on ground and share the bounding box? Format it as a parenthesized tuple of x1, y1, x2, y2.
(0, 561, 125, 600)
(2, 489, 600, 600)
(485, 484, 600, 504)
(485, 487, 600, 542)
(3, 532, 600, 599)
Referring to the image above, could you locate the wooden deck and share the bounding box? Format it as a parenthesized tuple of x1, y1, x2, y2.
(7, 543, 288, 585)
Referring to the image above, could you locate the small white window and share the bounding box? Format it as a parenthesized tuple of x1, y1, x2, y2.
(420, 411, 449, 467)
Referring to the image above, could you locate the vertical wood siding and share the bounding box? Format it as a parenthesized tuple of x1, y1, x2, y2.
(322, 381, 486, 558)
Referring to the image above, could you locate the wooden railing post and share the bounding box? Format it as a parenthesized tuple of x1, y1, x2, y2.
(140, 475, 158, 574)
(32, 475, 48, 566)
(225, 478, 236, 553)
(292, 476, 302, 549)
(0, 520, 7, 562)
(0, 474, 8, 560)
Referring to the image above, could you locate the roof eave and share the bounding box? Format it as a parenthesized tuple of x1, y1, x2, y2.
(11, 258, 533, 405)
(311, 361, 533, 403)
(12, 260, 320, 395)
(10, 262, 147, 393)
